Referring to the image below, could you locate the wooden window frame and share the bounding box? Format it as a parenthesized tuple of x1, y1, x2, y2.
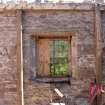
(31, 32, 77, 82)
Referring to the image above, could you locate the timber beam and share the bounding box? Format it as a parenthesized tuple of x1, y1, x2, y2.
(95, 4, 102, 105)
(32, 32, 75, 37)
(95, 4, 102, 86)
(16, 10, 24, 105)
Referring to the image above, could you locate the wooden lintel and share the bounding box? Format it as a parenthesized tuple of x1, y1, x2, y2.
(35, 36, 71, 40)
(32, 32, 75, 38)
(16, 10, 23, 105)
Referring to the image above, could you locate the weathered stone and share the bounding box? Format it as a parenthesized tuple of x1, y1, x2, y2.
(0, 3, 105, 105)
(22, 9, 95, 105)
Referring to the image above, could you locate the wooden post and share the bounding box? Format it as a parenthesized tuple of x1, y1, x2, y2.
(95, 4, 102, 86)
(16, 10, 24, 105)
(95, 4, 102, 105)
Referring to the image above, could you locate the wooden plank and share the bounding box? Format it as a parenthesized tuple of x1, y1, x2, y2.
(36, 77, 70, 83)
(35, 36, 70, 40)
(95, 4, 102, 105)
(95, 4, 102, 86)
(32, 32, 75, 38)
(38, 39, 50, 76)
(16, 10, 24, 105)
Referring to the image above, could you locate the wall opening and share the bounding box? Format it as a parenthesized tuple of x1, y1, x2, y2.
(31, 32, 78, 81)
(49, 40, 69, 77)
(37, 38, 71, 77)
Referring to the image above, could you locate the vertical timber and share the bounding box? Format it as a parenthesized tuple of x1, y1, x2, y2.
(16, 10, 24, 105)
(95, 4, 102, 105)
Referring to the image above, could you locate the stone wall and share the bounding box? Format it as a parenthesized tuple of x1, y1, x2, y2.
(23, 10, 95, 80)
(0, 4, 104, 105)
(0, 12, 17, 105)
(23, 10, 96, 105)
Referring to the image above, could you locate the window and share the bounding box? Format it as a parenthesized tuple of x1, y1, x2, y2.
(32, 32, 78, 81)
(37, 38, 70, 78)
(49, 40, 69, 77)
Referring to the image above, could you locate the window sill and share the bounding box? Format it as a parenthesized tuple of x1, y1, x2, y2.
(35, 76, 71, 83)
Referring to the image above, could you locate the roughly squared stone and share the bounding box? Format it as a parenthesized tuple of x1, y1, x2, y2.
(75, 98, 88, 105)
